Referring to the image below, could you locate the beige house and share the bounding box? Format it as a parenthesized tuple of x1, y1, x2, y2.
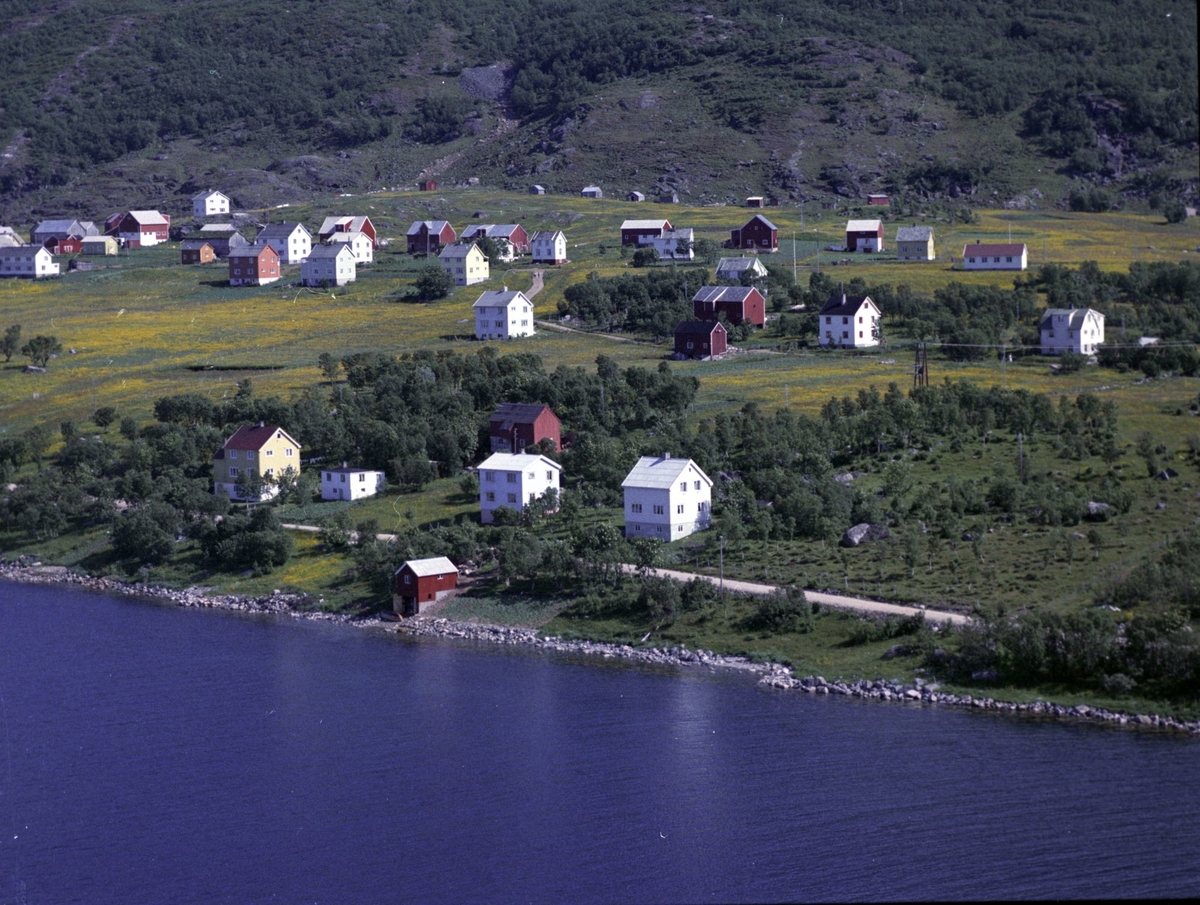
(439, 242, 489, 286)
(212, 423, 301, 501)
(895, 226, 934, 261)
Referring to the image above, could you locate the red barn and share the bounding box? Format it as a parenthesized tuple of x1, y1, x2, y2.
(867, 194, 890, 206)
(393, 556, 459, 616)
(620, 219, 671, 246)
(674, 320, 728, 359)
(420, 179, 438, 191)
(730, 214, 778, 253)
(112, 211, 170, 248)
(845, 219, 884, 252)
(691, 286, 766, 328)
(489, 403, 562, 454)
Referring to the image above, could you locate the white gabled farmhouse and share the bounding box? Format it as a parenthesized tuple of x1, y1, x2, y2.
(478, 452, 561, 524)
(327, 230, 373, 265)
(193, 190, 230, 218)
(0, 246, 59, 278)
(961, 242, 1027, 271)
(530, 230, 567, 265)
(302, 244, 356, 286)
(621, 454, 712, 540)
(474, 289, 535, 340)
(1040, 307, 1105, 355)
(818, 292, 881, 348)
(256, 222, 312, 264)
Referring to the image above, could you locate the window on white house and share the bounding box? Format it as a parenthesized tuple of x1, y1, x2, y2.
(507, 493, 517, 503)
(679, 482, 687, 492)
(676, 504, 684, 514)
(653, 504, 664, 515)
(485, 471, 494, 482)
(486, 492, 495, 502)
(506, 473, 516, 483)
(631, 503, 643, 513)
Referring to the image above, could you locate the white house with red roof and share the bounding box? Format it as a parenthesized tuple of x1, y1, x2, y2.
(961, 241, 1028, 271)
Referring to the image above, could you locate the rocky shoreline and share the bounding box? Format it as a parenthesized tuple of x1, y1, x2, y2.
(3, 559, 1198, 736)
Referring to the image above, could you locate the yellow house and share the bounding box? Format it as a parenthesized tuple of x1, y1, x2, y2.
(213, 423, 301, 501)
(438, 242, 489, 286)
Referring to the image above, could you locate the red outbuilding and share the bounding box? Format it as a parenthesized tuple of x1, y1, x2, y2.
(43, 236, 81, 255)
(393, 557, 459, 616)
(729, 214, 778, 253)
(691, 285, 766, 328)
(489, 403, 562, 454)
(674, 320, 728, 359)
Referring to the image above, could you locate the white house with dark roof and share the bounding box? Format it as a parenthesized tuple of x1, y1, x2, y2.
(818, 292, 881, 348)
(715, 256, 768, 283)
(530, 230, 567, 264)
(302, 243, 356, 286)
(961, 242, 1027, 271)
(320, 463, 385, 501)
(474, 289, 534, 339)
(895, 225, 934, 261)
(459, 223, 530, 262)
(327, 230, 373, 265)
(256, 222, 312, 264)
(645, 228, 694, 260)
(621, 454, 712, 540)
(192, 190, 230, 218)
(0, 246, 59, 278)
(1040, 308, 1105, 356)
(478, 452, 561, 523)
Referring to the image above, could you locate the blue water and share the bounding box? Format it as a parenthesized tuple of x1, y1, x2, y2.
(0, 580, 1197, 904)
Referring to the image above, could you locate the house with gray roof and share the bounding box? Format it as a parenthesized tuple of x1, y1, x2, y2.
(895, 225, 935, 261)
(621, 454, 712, 540)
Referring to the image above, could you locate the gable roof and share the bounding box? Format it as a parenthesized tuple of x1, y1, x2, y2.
(674, 319, 727, 335)
(621, 455, 712, 490)
(693, 285, 758, 304)
(34, 219, 86, 235)
(478, 452, 562, 473)
(125, 210, 170, 226)
(396, 556, 457, 578)
(220, 424, 300, 452)
(895, 226, 933, 242)
(193, 190, 228, 202)
(962, 242, 1026, 256)
(306, 243, 355, 261)
(490, 224, 524, 240)
(407, 219, 452, 236)
(531, 230, 565, 242)
(819, 293, 878, 317)
(490, 403, 553, 426)
(229, 244, 278, 261)
(621, 219, 670, 230)
(180, 238, 215, 251)
(327, 231, 368, 245)
(1039, 308, 1104, 329)
(257, 222, 311, 242)
(460, 224, 495, 239)
(846, 219, 882, 232)
(199, 223, 240, 235)
(439, 242, 481, 259)
(0, 245, 50, 260)
(473, 289, 530, 309)
(741, 214, 777, 231)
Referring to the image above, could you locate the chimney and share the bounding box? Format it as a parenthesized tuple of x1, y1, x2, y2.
(258, 420, 265, 428)
(663, 452, 671, 459)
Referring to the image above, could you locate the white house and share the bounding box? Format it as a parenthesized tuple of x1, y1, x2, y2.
(581, 185, 603, 198)
(895, 225, 935, 261)
(477, 452, 561, 524)
(644, 228, 694, 260)
(327, 230, 373, 265)
(301, 244, 356, 286)
(1040, 308, 1105, 356)
(474, 289, 535, 340)
(439, 242, 489, 286)
(192, 190, 230, 219)
(0, 246, 59, 278)
(531, 230, 567, 264)
(961, 242, 1027, 271)
(715, 256, 768, 283)
(320, 463, 386, 501)
(621, 454, 712, 540)
(818, 292, 881, 348)
(256, 222, 312, 264)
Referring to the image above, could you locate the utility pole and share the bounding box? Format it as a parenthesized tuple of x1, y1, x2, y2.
(719, 534, 725, 601)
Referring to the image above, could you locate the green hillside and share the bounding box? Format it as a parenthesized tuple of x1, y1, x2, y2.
(0, 0, 1195, 223)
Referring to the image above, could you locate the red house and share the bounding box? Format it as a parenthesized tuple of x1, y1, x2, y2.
(419, 179, 438, 191)
(867, 193, 890, 206)
(489, 403, 562, 453)
(406, 220, 456, 255)
(180, 239, 216, 265)
(228, 244, 281, 286)
(674, 320, 728, 359)
(393, 556, 459, 616)
(43, 236, 81, 255)
(620, 219, 671, 246)
(730, 214, 778, 253)
(691, 286, 766, 328)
